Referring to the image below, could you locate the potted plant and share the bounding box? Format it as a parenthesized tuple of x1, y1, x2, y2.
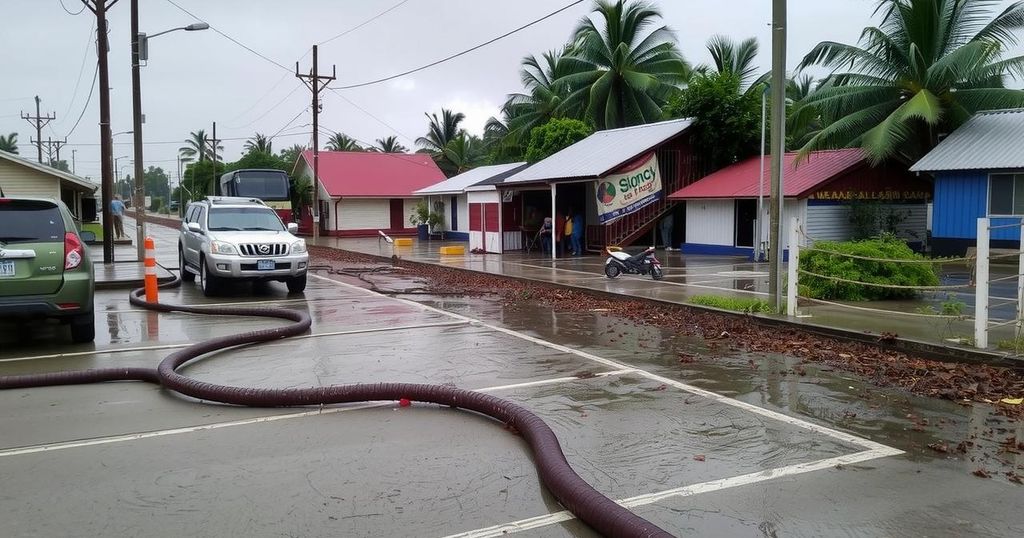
(410, 200, 431, 240)
(427, 210, 445, 238)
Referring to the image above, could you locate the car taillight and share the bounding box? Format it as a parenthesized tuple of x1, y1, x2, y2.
(64, 232, 83, 270)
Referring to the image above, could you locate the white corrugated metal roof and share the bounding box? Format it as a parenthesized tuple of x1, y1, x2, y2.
(503, 118, 693, 184)
(911, 109, 1024, 172)
(413, 162, 527, 195)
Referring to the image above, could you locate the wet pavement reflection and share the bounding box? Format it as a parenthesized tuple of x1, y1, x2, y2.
(1, 266, 1022, 537)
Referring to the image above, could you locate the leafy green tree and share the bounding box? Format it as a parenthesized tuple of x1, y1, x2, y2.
(182, 159, 225, 199)
(373, 135, 408, 153)
(325, 132, 362, 151)
(143, 166, 170, 201)
(278, 144, 305, 169)
(795, 0, 1024, 164)
(525, 118, 593, 163)
(227, 150, 288, 173)
(499, 48, 581, 152)
(49, 159, 70, 172)
(0, 132, 17, 153)
(664, 71, 761, 170)
(179, 129, 222, 162)
(243, 133, 273, 154)
(556, 0, 690, 129)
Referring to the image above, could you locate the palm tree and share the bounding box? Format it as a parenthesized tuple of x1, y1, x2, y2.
(441, 134, 485, 175)
(0, 132, 17, 154)
(786, 74, 825, 150)
(244, 133, 273, 154)
(416, 109, 465, 154)
(325, 132, 362, 151)
(702, 35, 764, 93)
(498, 48, 582, 148)
(178, 129, 222, 162)
(278, 144, 306, 168)
(556, 0, 690, 129)
(794, 0, 1024, 164)
(373, 135, 408, 153)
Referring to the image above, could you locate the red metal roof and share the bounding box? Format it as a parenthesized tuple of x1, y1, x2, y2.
(299, 150, 445, 197)
(668, 148, 866, 199)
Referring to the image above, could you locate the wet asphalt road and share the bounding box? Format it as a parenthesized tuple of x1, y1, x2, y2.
(1, 268, 1023, 537)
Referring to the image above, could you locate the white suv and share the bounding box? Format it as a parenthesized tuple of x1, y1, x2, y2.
(179, 197, 308, 296)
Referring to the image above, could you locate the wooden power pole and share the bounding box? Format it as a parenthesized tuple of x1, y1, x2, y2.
(21, 96, 55, 164)
(81, 0, 120, 264)
(296, 45, 335, 243)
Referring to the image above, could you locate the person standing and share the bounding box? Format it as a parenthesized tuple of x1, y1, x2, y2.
(562, 208, 574, 257)
(571, 210, 584, 255)
(110, 194, 126, 239)
(660, 211, 674, 251)
(540, 216, 553, 254)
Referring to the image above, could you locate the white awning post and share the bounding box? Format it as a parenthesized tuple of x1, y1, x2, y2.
(975, 217, 989, 349)
(1017, 219, 1024, 339)
(786, 217, 800, 317)
(550, 182, 557, 261)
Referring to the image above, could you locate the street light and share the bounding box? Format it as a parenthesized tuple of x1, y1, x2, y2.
(131, 0, 208, 260)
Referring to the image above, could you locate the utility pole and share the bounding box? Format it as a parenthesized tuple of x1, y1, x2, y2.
(82, 0, 119, 264)
(296, 44, 336, 243)
(131, 0, 146, 260)
(768, 0, 787, 311)
(35, 137, 69, 166)
(210, 121, 219, 195)
(21, 96, 55, 164)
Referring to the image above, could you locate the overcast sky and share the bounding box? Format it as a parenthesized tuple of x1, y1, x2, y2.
(1, 0, 1020, 182)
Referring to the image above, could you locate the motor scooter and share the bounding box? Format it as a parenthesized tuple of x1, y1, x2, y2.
(604, 246, 663, 280)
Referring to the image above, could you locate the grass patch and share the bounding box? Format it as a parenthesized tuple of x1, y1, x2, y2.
(689, 294, 775, 314)
(997, 336, 1024, 352)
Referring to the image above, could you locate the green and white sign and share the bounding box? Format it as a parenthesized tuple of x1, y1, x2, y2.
(595, 152, 662, 223)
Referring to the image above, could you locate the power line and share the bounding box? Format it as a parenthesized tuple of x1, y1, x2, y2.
(225, 70, 297, 124)
(64, 62, 99, 138)
(331, 0, 584, 90)
(59, 17, 96, 122)
(228, 83, 304, 130)
(326, 88, 416, 143)
(270, 107, 312, 140)
(59, 0, 87, 15)
(162, 0, 292, 73)
(317, 0, 413, 46)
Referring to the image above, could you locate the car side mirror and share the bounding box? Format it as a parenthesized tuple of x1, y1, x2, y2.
(287, 222, 299, 234)
(187, 222, 203, 234)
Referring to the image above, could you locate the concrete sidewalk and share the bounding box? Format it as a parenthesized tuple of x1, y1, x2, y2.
(313, 236, 1021, 361)
(88, 216, 176, 288)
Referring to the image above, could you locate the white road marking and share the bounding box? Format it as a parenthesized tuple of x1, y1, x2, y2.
(0, 369, 634, 458)
(441, 447, 901, 538)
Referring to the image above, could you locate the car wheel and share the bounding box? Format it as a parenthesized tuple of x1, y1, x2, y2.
(604, 263, 621, 278)
(179, 248, 195, 283)
(287, 274, 307, 294)
(70, 311, 95, 343)
(200, 257, 220, 297)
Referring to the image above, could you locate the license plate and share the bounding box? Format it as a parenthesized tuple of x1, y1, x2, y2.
(0, 260, 14, 277)
(257, 259, 275, 271)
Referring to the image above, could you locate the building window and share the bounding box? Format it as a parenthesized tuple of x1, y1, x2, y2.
(988, 173, 1024, 216)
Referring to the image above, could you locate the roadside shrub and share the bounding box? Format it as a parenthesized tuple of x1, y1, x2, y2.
(799, 235, 938, 301)
(689, 294, 774, 314)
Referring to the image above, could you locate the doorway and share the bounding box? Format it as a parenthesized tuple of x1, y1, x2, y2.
(735, 199, 756, 248)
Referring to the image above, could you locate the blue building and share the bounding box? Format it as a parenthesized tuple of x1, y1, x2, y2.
(911, 109, 1024, 256)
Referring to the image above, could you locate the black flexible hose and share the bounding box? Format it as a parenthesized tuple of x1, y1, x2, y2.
(0, 274, 674, 537)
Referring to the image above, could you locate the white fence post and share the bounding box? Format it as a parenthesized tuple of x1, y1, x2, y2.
(786, 217, 800, 317)
(975, 218, 989, 349)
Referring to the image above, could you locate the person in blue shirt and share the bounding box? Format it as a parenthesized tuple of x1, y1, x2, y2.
(110, 195, 126, 239)
(571, 210, 585, 256)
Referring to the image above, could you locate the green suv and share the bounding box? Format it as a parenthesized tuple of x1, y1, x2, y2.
(0, 197, 95, 343)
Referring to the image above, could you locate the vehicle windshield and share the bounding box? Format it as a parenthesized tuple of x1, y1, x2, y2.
(207, 207, 285, 231)
(0, 200, 64, 243)
(232, 171, 289, 200)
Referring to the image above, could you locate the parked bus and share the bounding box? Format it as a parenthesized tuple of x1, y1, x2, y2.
(216, 169, 293, 222)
